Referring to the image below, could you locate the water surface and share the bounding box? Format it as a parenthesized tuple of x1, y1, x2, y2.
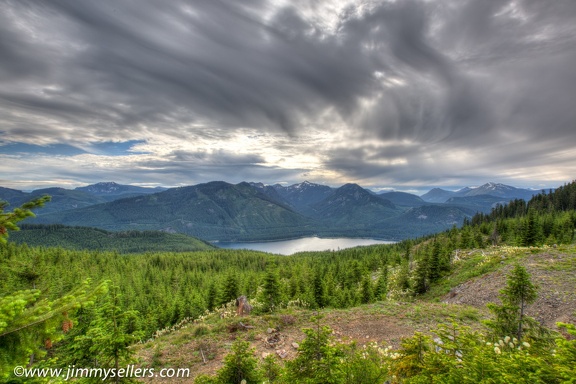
(217, 236, 394, 255)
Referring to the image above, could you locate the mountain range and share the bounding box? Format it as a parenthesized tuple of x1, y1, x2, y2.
(0, 181, 541, 242)
(420, 182, 537, 203)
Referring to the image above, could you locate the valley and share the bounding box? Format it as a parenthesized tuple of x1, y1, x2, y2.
(1, 180, 541, 243)
(1, 179, 574, 383)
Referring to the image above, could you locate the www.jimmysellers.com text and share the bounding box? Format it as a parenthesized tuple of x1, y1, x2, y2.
(13, 364, 191, 381)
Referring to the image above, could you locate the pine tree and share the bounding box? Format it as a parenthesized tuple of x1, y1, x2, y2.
(413, 255, 429, 295)
(219, 273, 239, 306)
(459, 227, 473, 249)
(501, 264, 538, 341)
(0, 196, 51, 245)
(0, 280, 105, 380)
(73, 285, 142, 383)
(215, 339, 262, 384)
(485, 264, 538, 342)
(428, 242, 441, 282)
(285, 315, 344, 383)
(359, 275, 374, 304)
(522, 209, 541, 246)
(0, 195, 105, 378)
(206, 282, 218, 311)
(312, 271, 326, 308)
(373, 266, 388, 300)
(262, 265, 282, 312)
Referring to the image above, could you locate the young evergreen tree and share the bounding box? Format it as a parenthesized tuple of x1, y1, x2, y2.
(206, 282, 218, 311)
(502, 264, 538, 341)
(412, 256, 429, 295)
(522, 209, 541, 246)
(261, 265, 282, 312)
(0, 195, 105, 378)
(397, 259, 412, 292)
(485, 264, 538, 342)
(373, 265, 388, 300)
(214, 339, 262, 384)
(459, 227, 473, 249)
(359, 275, 374, 304)
(219, 273, 239, 306)
(312, 271, 326, 308)
(72, 285, 142, 383)
(284, 315, 344, 383)
(428, 242, 441, 282)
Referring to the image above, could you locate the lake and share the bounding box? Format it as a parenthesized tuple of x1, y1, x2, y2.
(216, 236, 395, 255)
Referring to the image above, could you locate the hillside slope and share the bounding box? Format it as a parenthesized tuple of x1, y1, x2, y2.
(9, 224, 215, 253)
(133, 244, 576, 383)
(31, 181, 316, 241)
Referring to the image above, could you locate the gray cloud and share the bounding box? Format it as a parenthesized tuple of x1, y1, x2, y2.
(0, 0, 575, 190)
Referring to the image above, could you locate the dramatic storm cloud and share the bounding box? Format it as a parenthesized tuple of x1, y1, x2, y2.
(1, 0, 575, 191)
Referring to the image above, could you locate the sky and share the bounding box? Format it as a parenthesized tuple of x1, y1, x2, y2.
(1, 0, 575, 194)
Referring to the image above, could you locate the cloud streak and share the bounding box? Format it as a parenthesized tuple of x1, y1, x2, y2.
(1, 0, 575, 191)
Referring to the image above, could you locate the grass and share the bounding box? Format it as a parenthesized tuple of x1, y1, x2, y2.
(132, 244, 576, 381)
(424, 246, 533, 300)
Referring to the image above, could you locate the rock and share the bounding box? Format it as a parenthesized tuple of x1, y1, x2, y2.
(267, 328, 276, 334)
(276, 349, 288, 359)
(291, 342, 299, 349)
(262, 352, 270, 359)
(235, 296, 252, 316)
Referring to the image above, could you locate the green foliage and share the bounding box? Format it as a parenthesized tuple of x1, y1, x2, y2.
(0, 280, 106, 381)
(553, 323, 576, 382)
(0, 181, 574, 380)
(388, 323, 561, 384)
(260, 354, 282, 383)
(284, 316, 344, 383)
(219, 273, 239, 306)
(359, 275, 374, 304)
(64, 285, 142, 383)
(215, 339, 262, 384)
(10, 224, 214, 253)
(261, 265, 282, 312)
(339, 342, 389, 384)
(469, 180, 576, 247)
(1, 196, 51, 245)
(373, 265, 388, 300)
(412, 257, 429, 295)
(196, 319, 576, 384)
(485, 264, 539, 342)
(0, 195, 105, 381)
(391, 332, 432, 380)
(522, 209, 542, 246)
(30, 182, 317, 242)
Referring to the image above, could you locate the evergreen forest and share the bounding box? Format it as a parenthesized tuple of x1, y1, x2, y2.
(1, 181, 576, 382)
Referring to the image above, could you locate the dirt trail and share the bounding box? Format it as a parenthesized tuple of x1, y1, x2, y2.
(442, 250, 576, 328)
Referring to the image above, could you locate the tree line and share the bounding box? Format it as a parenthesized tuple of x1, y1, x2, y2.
(1, 181, 576, 381)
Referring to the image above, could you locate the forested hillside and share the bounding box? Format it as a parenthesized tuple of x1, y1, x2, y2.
(9, 224, 214, 253)
(1, 181, 575, 382)
(30, 181, 317, 241)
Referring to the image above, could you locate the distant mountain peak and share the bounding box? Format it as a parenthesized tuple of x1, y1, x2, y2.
(78, 182, 121, 193)
(75, 182, 166, 198)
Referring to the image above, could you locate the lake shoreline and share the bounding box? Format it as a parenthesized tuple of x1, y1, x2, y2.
(211, 235, 396, 245)
(215, 236, 396, 255)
